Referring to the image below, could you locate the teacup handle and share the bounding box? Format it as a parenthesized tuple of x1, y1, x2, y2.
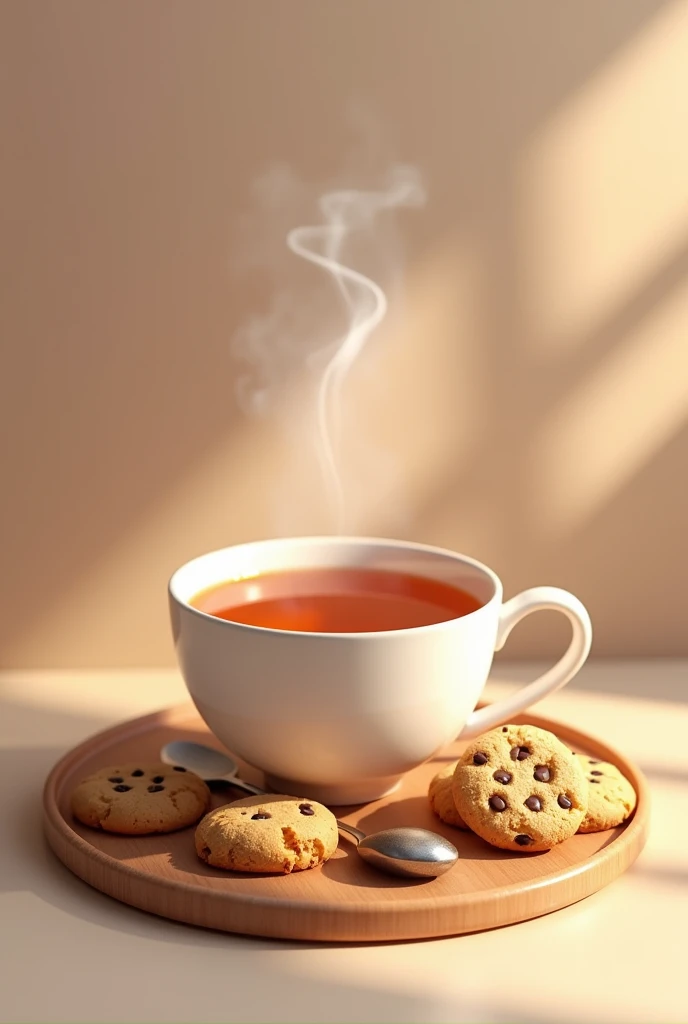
(458, 587, 592, 740)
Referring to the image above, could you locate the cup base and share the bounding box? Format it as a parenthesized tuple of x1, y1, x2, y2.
(263, 773, 403, 806)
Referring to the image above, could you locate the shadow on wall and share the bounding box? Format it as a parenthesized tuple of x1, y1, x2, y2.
(0, 0, 686, 668)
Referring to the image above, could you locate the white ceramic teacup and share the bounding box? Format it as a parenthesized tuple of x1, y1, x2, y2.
(169, 537, 592, 804)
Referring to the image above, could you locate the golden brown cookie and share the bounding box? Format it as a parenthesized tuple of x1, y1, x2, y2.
(452, 724, 588, 852)
(428, 762, 469, 829)
(195, 794, 339, 874)
(71, 761, 211, 834)
(575, 753, 637, 832)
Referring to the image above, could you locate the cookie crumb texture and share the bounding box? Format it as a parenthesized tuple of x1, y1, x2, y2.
(576, 754, 637, 832)
(70, 762, 211, 835)
(452, 725, 588, 852)
(195, 795, 339, 873)
(428, 762, 469, 830)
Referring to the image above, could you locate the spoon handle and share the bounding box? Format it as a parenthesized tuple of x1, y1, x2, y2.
(334, 821, 366, 844)
(219, 776, 365, 843)
(221, 776, 264, 796)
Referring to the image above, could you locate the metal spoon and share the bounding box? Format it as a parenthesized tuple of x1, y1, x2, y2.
(161, 739, 458, 879)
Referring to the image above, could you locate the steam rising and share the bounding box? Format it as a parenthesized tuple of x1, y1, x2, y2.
(234, 164, 426, 533)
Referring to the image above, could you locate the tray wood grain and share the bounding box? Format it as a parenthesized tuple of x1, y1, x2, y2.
(43, 702, 649, 942)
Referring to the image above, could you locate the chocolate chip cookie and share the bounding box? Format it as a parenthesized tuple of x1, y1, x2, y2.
(452, 725, 588, 851)
(575, 753, 637, 832)
(195, 794, 339, 873)
(428, 762, 469, 829)
(71, 761, 211, 834)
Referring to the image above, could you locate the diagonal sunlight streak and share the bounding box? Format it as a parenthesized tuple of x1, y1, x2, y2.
(519, 0, 688, 353)
(529, 274, 688, 535)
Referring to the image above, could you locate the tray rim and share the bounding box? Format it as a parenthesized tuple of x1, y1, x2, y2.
(43, 702, 651, 939)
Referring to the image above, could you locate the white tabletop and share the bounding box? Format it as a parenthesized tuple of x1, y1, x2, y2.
(1, 661, 686, 1023)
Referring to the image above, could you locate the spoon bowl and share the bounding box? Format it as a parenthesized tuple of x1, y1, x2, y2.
(357, 828, 459, 879)
(161, 739, 458, 879)
(162, 740, 240, 783)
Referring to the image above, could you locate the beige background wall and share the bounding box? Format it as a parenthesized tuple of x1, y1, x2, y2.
(1, 0, 687, 669)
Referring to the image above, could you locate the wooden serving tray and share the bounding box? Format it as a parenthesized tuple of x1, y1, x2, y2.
(43, 703, 649, 943)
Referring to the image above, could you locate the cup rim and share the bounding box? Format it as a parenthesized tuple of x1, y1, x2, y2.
(168, 535, 502, 639)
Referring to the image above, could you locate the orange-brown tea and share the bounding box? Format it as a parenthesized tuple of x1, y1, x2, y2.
(191, 567, 482, 633)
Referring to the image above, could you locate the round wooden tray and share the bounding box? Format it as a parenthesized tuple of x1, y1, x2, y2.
(43, 702, 649, 943)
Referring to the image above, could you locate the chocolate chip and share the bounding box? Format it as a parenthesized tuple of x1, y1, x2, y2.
(473, 752, 488, 765)
(152, 775, 164, 784)
(113, 784, 131, 792)
(589, 759, 601, 764)
(525, 795, 542, 811)
(108, 776, 124, 783)
(299, 803, 315, 815)
(131, 769, 144, 777)
(502, 727, 508, 732)
(251, 812, 271, 820)
(558, 794, 572, 808)
(173, 766, 187, 772)
(493, 770, 512, 784)
(590, 779, 601, 784)
(533, 765, 551, 782)
(148, 784, 164, 792)
(590, 770, 603, 776)
(515, 834, 534, 846)
(489, 795, 507, 812)
(510, 746, 530, 761)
